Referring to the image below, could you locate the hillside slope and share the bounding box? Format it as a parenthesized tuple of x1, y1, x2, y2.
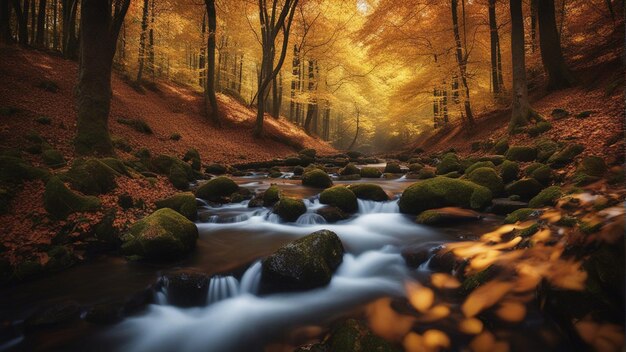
(0, 45, 335, 165)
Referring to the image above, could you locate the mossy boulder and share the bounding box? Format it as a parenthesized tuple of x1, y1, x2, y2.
(158, 270, 209, 308)
(535, 139, 559, 162)
(490, 198, 529, 215)
(284, 156, 302, 167)
(322, 319, 400, 352)
(65, 158, 119, 195)
(528, 186, 563, 208)
(155, 192, 198, 221)
(548, 144, 584, 168)
(263, 185, 282, 206)
(205, 163, 228, 175)
(316, 206, 349, 223)
(505, 146, 537, 162)
(302, 169, 333, 189)
(525, 163, 553, 185)
(183, 149, 201, 171)
(261, 230, 344, 292)
(416, 207, 482, 226)
(384, 162, 402, 174)
(195, 176, 239, 202)
(45, 246, 76, 272)
(408, 163, 423, 172)
(465, 161, 496, 175)
(299, 148, 317, 158)
(493, 138, 509, 155)
(339, 163, 360, 176)
(466, 167, 504, 195)
(169, 164, 190, 190)
(319, 186, 358, 213)
(149, 154, 194, 180)
(503, 208, 536, 224)
(0, 155, 49, 183)
(274, 197, 307, 222)
(527, 121, 552, 137)
(347, 183, 388, 201)
(121, 208, 198, 260)
(41, 149, 66, 168)
(436, 153, 461, 175)
(416, 167, 436, 179)
(399, 177, 492, 214)
(44, 177, 101, 219)
(579, 156, 607, 177)
(499, 160, 520, 183)
(100, 157, 131, 177)
(479, 155, 506, 166)
(505, 178, 544, 200)
(293, 165, 304, 176)
(360, 167, 382, 178)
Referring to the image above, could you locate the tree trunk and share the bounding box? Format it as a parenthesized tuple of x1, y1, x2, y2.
(348, 108, 359, 151)
(237, 54, 243, 93)
(530, 0, 537, 52)
(289, 44, 299, 121)
(30, 0, 35, 44)
(488, 0, 501, 95)
(148, 0, 155, 81)
(271, 75, 279, 117)
(136, 0, 149, 84)
(199, 12, 206, 87)
(35, 0, 45, 45)
(303, 59, 317, 134)
(204, 0, 220, 126)
(61, 0, 78, 58)
(509, 0, 536, 132)
(538, 0, 575, 90)
(451, 0, 474, 126)
(12, 0, 28, 45)
(52, 0, 57, 49)
(0, 0, 11, 43)
(75, 0, 130, 155)
(433, 86, 439, 128)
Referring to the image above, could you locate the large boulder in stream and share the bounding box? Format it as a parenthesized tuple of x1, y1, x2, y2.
(347, 183, 389, 201)
(274, 197, 307, 222)
(157, 270, 210, 307)
(399, 177, 492, 215)
(121, 208, 198, 260)
(194, 176, 239, 203)
(261, 230, 344, 292)
(319, 186, 358, 213)
(155, 192, 198, 221)
(302, 169, 333, 188)
(416, 207, 482, 226)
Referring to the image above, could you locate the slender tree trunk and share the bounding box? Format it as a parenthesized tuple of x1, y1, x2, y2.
(237, 54, 243, 93)
(30, 0, 35, 44)
(433, 86, 439, 128)
(0, 0, 11, 43)
(304, 59, 317, 134)
(199, 12, 206, 87)
(61, 0, 78, 58)
(204, 0, 220, 126)
(35, 0, 45, 45)
(488, 0, 501, 95)
(530, 0, 537, 52)
(148, 0, 155, 81)
(538, 0, 575, 90)
(348, 108, 360, 150)
(496, 34, 504, 88)
(271, 75, 279, 117)
(136, 0, 149, 84)
(75, 0, 130, 155)
(451, 0, 474, 126)
(12, 0, 28, 45)
(52, 0, 57, 49)
(289, 44, 299, 121)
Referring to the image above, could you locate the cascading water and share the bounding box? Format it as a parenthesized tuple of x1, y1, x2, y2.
(207, 276, 239, 304)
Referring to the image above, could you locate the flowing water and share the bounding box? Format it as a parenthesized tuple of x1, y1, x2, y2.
(0, 175, 503, 352)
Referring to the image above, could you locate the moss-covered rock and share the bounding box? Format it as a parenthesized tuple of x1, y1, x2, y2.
(261, 230, 344, 292)
(150, 154, 194, 180)
(117, 117, 152, 134)
(168, 164, 190, 190)
(293, 165, 304, 176)
(436, 153, 461, 175)
(505, 146, 537, 162)
(528, 186, 563, 208)
(339, 163, 360, 176)
(183, 148, 201, 171)
(466, 167, 504, 195)
(347, 183, 388, 201)
(323, 319, 400, 352)
(360, 167, 382, 178)
(465, 161, 496, 175)
(44, 177, 101, 219)
(319, 186, 358, 213)
(527, 121, 552, 137)
(302, 169, 333, 188)
(490, 198, 529, 215)
(100, 157, 131, 177)
(417, 167, 436, 179)
(478, 155, 506, 166)
(493, 138, 509, 155)
(548, 144, 584, 168)
(45, 246, 76, 272)
(121, 208, 198, 260)
(499, 160, 520, 183)
(505, 178, 544, 200)
(408, 163, 423, 172)
(205, 163, 228, 175)
(274, 197, 307, 222)
(384, 162, 402, 174)
(263, 185, 282, 206)
(416, 207, 481, 225)
(399, 177, 492, 214)
(65, 158, 119, 195)
(316, 206, 349, 223)
(579, 156, 607, 177)
(525, 163, 553, 185)
(155, 192, 198, 221)
(607, 166, 624, 185)
(299, 148, 317, 158)
(535, 139, 559, 162)
(195, 176, 239, 202)
(0, 155, 49, 183)
(41, 149, 66, 168)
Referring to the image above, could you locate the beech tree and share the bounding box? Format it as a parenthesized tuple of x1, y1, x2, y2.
(537, 0, 575, 90)
(74, 0, 130, 155)
(204, 0, 220, 125)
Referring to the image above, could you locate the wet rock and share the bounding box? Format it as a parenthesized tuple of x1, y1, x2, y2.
(205, 163, 228, 175)
(402, 242, 441, 268)
(384, 162, 402, 174)
(158, 270, 210, 307)
(490, 198, 529, 215)
(84, 300, 125, 325)
(528, 186, 563, 208)
(316, 206, 349, 223)
(155, 192, 198, 221)
(498, 160, 520, 183)
(121, 208, 198, 260)
(339, 163, 360, 176)
(505, 178, 544, 201)
(263, 185, 282, 206)
(45, 246, 76, 272)
(416, 207, 482, 226)
(399, 177, 492, 214)
(466, 167, 504, 195)
(503, 208, 537, 224)
(44, 176, 101, 219)
(261, 230, 344, 292)
(319, 186, 358, 213)
(24, 301, 81, 331)
(274, 197, 307, 222)
(436, 153, 461, 175)
(338, 174, 361, 181)
(302, 169, 333, 189)
(505, 146, 537, 162)
(195, 176, 239, 203)
(359, 167, 382, 179)
(347, 183, 389, 201)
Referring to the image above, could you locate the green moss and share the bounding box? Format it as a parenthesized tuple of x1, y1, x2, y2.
(442, 171, 462, 178)
(205, 163, 228, 175)
(347, 183, 388, 201)
(0, 155, 49, 183)
(121, 208, 198, 260)
(408, 163, 423, 172)
(293, 165, 304, 176)
(399, 177, 492, 214)
(465, 161, 496, 175)
(579, 156, 606, 177)
(436, 153, 461, 175)
(384, 162, 402, 174)
(195, 176, 239, 202)
(528, 186, 563, 207)
(40, 149, 65, 168)
(44, 177, 101, 219)
(116, 118, 153, 134)
(339, 163, 360, 176)
(525, 163, 552, 185)
(493, 138, 509, 155)
(416, 208, 480, 225)
(302, 169, 333, 188)
(360, 167, 382, 178)
(169, 164, 189, 190)
(320, 186, 358, 213)
(155, 192, 198, 221)
(505, 146, 538, 162)
(325, 319, 399, 352)
(505, 178, 544, 201)
(45, 246, 75, 272)
(417, 167, 436, 179)
(479, 155, 506, 166)
(572, 172, 601, 186)
(499, 160, 519, 183)
(316, 206, 349, 223)
(65, 158, 119, 195)
(461, 266, 497, 293)
(111, 136, 132, 152)
(527, 121, 552, 137)
(263, 185, 282, 206)
(548, 144, 584, 168)
(556, 215, 578, 227)
(100, 157, 131, 176)
(35, 116, 52, 125)
(182, 149, 201, 171)
(149, 154, 194, 180)
(274, 197, 307, 222)
(607, 166, 625, 185)
(299, 148, 317, 158)
(504, 208, 536, 224)
(535, 139, 559, 162)
(467, 167, 504, 194)
(519, 223, 540, 237)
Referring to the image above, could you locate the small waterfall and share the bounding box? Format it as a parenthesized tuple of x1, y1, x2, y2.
(295, 213, 327, 225)
(357, 199, 399, 214)
(206, 215, 219, 223)
(266, 213, 281, 223)
(207, 276, 239, 304)
(223, 214, 251, 223)
(240, 261, 262, 295)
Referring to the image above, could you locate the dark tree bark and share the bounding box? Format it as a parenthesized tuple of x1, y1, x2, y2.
(29, 0, 35, 44)
(488, 0, 502, 95)
(136, 0, 149, 84)
(537, 0, 575, 90)
(347, 106, 360, 151)
(237, 54, 243, 93)
(204, 0, 220, 126)
(35, 0, 45, 46)
(61, 0, 78, 58)
(530, 0, 537, 52)
(199, 11, 206, 87)
(303, 59, 318, 134)
(0, 0, 11, 43)
(52, 0, 58, 49)
(254, 0, 299, 138)
(451, 0, 475, 126)
(289, 44, 299, 122)
(148, 0, 155, 80)
(75, 0, 130, 156)
(433, 86, 439, 128)
(12, 0, 29, 45)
